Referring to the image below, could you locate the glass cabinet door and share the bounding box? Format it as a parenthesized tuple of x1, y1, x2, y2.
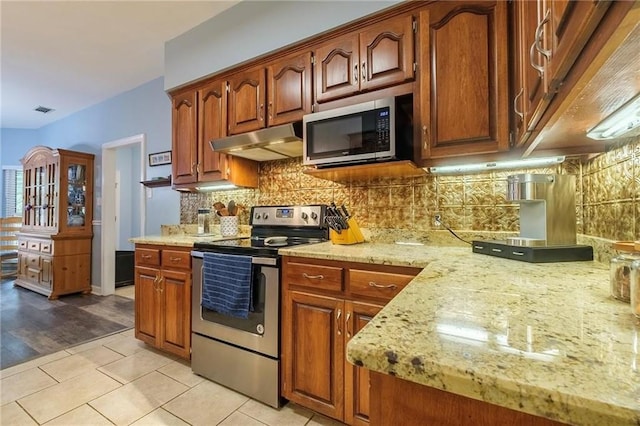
(66, 163, 87, 227)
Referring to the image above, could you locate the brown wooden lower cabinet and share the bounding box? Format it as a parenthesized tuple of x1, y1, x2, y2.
(282, 256, 421, 425)
(370, 372, 566, 426)
(134, 245, 191, 359)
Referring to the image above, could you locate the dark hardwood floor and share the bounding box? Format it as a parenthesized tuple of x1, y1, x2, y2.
(0, 279, 134, 370)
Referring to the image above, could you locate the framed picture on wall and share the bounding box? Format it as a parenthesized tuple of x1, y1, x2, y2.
(149, 151, 172, 167)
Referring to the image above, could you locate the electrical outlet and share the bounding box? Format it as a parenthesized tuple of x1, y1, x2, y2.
(434, 212, 442, 227)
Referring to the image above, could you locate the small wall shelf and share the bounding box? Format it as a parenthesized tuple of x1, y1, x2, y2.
(141, 176, 172, 188)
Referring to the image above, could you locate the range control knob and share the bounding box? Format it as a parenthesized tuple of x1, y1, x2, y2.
(311, 212, 318, 221)
(254, 213, 261, 220)
(263, 213, 269, 220)
(301, 212, 308, 221)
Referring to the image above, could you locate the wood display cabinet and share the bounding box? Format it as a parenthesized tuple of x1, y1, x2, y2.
(171, 83, 258, 188)
(16, 146, 94, 299)
(281, 256, 422, 425)
(134, 244, 191, 359)
(313, 14, 415, 104)
(416, 1, 510, 161)
(227, 51, 313, 135)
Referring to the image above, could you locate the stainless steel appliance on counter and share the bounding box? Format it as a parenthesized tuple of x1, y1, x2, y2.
(191, 205, 328, 408)
(473, 174, 593, 262)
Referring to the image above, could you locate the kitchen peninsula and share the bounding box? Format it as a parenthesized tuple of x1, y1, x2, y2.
(279, 242, 640, 425)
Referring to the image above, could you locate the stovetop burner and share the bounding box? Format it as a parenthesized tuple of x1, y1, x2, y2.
(192, 205, 329, 257)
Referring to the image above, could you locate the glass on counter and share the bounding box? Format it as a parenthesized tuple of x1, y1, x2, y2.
(610, 251, 640, 302)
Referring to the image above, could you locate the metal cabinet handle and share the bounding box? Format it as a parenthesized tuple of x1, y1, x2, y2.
(353, 64, 358, 83)
(196, 164, 201, 174)
(191, 163, 197, 175)
(514, 87, 524, 121)
(346, 311, 352, 338)
(153, 273, 160, 291)
(361, 62, 366, 81)
(169, 257, 182, 263)
(157, 276, 164, 292)
(369, 281, 398, 290)
(268, 102, 272, 119)
(529, 42, 544, 76)
(141, 254, 151, 260)
(337, 309, 342, 336)
(259, 104, 264, 120)
(422, 125, 429, 150)
(535, 9, 552, 60)
(303, 273, 324, 280)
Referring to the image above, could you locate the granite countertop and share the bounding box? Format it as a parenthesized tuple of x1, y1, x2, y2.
(129, 233, 248, 247)
(279, 242, 640, 425)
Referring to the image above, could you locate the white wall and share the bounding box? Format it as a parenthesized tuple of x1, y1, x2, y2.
(164, 0, 401, 90)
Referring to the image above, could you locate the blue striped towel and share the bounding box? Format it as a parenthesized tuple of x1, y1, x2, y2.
(202, 252, 253, 319)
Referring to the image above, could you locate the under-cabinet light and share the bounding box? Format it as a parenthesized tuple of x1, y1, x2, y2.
(196, 184, 237, 191)
(587, 92, 640, 140)
(427, 156, 565, 175)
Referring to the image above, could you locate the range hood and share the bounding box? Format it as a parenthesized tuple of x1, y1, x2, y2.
(210, 122, 303, 161)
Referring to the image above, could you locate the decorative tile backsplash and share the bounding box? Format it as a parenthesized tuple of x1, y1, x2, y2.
(181, 136, 639, 243)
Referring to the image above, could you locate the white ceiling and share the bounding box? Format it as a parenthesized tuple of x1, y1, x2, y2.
(1, 1, 239, 129)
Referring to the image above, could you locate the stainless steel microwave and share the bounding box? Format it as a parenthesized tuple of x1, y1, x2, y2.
(303, 97, 411, 167)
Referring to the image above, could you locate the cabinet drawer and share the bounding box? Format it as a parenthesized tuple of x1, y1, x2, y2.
(40, 242, 52, 254)
(28, 241, 41, 251)
(136, 248, 160, 267)
(348, 269, 415, 302)
(26, 254, 41, 269)
(286, 262, 343, 292)
(161, 250, 191, 270)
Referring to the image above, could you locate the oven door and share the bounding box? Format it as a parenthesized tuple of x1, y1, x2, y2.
(191, 252, 279, 358)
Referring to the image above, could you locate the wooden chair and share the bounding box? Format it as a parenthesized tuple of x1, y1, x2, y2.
(1, 216, 22, 279)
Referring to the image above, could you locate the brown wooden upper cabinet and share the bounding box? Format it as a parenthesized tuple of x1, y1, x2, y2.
(227, 67, 267, 135)
(171, 89, 198, 185)
(198, 79, 229, 182)
(314, 14, 415, 104)
(417, 1, 509, 160)
(171, 81, 258, 188)
(512, 0, 610, 146)
(228, 51, 313, 134)
(267, 51, 313, 126)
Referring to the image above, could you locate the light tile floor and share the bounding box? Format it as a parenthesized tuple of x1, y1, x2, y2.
(0, 329, 345, 425)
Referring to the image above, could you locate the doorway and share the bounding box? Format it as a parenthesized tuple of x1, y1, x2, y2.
(100, 134, 146, 296)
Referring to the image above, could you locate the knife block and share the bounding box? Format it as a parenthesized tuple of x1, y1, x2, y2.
(330, 217, 365, 245)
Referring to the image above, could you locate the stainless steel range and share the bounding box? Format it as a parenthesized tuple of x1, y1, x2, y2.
(191, 205, 328, 408)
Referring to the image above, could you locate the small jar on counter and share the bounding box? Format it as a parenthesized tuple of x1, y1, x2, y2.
(630, 259, 640, 317)
(197, 208, 211, 235)
(610, 249, 640, 302)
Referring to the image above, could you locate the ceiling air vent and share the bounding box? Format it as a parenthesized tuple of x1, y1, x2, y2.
(34, 106, 54, 114)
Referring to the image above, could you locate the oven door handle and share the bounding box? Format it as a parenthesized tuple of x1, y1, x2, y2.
(191, 251, 276, 266)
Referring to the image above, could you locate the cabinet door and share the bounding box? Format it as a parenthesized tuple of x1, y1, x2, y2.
(267, 52, 313, 126)
(59, 154, 93, 235)
(159, 268, 191, 359)
(546, 0, 610, 90)
(314, 33, 360, 103)
(283, 291, 345, 420)
(418, 2, 509, 159)
(198, 79, 229, 182)
(359, 14, 415, 92)
(344, 301, 383, 426)
(135, 266, 160, 346)
(172, 90, 198, 185)
(228, 68, 267, 135)
(22, 153, 56, 232)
